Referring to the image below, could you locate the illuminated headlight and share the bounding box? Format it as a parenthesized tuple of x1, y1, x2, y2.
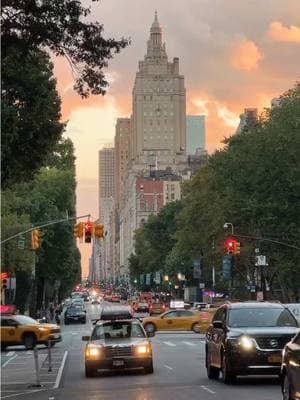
(136, 344, 150, 354)
(86, 346, 101, 358)
(239, 336, 255, 350)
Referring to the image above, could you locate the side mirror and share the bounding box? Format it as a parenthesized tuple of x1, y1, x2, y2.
(147, 331, 155, 338)
(82, 335, 90, 341)
(212, 320, 224, 329)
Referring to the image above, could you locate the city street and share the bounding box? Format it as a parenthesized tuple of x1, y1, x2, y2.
(1, 303, 283, 400)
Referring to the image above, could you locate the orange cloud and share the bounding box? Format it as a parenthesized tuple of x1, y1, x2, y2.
(268, 21, 300, 43)
(231, 39, 263, 71)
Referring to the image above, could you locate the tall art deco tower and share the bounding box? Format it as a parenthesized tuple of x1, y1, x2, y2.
(131, 12, 186, 171)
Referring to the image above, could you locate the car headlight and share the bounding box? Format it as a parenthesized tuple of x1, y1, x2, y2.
(239, 335, 255, 350)
(136, 344, 150, 354)
(86, 346, 101, 358)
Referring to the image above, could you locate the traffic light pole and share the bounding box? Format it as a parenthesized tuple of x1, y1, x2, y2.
(1, 213, 91, 244)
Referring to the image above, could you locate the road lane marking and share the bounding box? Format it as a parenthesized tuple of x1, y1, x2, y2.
(201, 385, 216, 394)
(1, 389, 45, 399)
(164, 364, 173, 370)
(182, 341, 196, 346)
(163, 341, 176, 347)
(6, 351, 15, 357)
(53, 351, 68, 389)
(26, 351, 32, 355)
(2, 355, 18, 368)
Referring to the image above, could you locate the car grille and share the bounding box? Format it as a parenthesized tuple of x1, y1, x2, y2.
(255, 336, 294, 350)
(103, 346, 133, 357)
(50, 328, 61, 333)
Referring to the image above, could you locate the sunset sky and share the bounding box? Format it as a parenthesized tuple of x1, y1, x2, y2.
(52, 0, 300, 277)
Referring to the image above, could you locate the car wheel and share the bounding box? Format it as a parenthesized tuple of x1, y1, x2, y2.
(1, 344, 7, 351)
(206, 352, 220, 379)
(221, 352, 236, 384)
(144, 323, 156, 334)
(85, 365, 95, 378)
(192, 323, 200, 333)
(23, 333, 37, 350)
(144, 362, 154, 374)
(282, 373, 292, 400)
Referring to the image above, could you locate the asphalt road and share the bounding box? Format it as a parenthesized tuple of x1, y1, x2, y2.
(1, 302, 283, 400)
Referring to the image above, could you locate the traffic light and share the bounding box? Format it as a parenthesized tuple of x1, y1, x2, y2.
(235, 241, 241, 255)
(94, 224, 104, 239)
(1, 272, 9, 290)
(225, 237, 236, 254)
(74, 222, 84, 238)
(2, 279, 8, 290)
(31, 229, 40, 249)
(84, 221, 94, 243)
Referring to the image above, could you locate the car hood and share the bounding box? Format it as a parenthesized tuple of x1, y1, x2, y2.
(90, 338, 149, 347)
(228, 326, 299, 337)
(35, 323, 59, 330)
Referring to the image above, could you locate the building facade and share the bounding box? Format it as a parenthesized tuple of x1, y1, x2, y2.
(186, 115, 205, 155)
(130, 12, 186, 172)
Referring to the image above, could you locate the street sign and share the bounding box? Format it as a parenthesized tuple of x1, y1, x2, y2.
(17, 234, 25, 250)
(193, 257, 202, 279)
(255, 255, 268, 266)
(199, 282, 205, 289)
(222, 254, 232, 280)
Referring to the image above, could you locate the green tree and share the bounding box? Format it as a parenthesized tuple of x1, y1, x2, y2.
(1, 48, 64, 188)
(1, 0, 130, 97)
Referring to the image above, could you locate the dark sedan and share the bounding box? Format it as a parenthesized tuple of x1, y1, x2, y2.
(64, 304, 86, 324)
(205, 302, 299, 384)
(281, 331, 300, 400)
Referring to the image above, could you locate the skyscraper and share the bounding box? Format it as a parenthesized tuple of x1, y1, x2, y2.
(131, 12, 186, 171)
(114, 118, 131, 210)
(98, 147, 115, 221)
(186, 115, 206, 155)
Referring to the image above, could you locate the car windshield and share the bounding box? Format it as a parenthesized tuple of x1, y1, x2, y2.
(15, 315, 39, 325)
(228, 308, 298, 328)
(68, 306, 83, 312)
(286, 304, 300, 319)
(92, 322, 146, 340)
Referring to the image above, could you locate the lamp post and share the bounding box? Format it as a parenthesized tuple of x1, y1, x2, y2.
(224, 222, 234, 235)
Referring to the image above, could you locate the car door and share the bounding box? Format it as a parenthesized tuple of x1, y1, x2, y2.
(288, 332, 300, 397)
(176, 310, 194, 330)
(208, 307, 227, 368)
(1, 318, 19, 343)
(159, 311, 178, 330)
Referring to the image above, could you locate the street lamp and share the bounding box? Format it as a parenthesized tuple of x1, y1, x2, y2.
(224, 222, 234, 235)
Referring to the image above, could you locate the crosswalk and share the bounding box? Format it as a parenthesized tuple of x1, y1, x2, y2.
(154, 339, 205, 348)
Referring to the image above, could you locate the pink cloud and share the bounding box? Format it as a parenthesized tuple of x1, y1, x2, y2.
(230, 39, 263, 71)
(268, 21, 300, 43)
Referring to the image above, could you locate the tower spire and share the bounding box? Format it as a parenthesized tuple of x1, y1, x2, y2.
(146, 10, 167, 60)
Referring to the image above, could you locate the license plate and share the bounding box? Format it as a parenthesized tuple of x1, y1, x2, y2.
(268, 355, 282, 363)
(113, 360, 124, 366)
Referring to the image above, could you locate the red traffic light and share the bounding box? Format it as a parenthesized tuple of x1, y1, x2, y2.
(1, 272, 9, 280)
(225, 238, 236, 252)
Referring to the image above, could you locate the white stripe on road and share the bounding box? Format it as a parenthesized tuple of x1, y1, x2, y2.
(53, 351, 68, 389)
(6, 351, 15, 357)
(201, 385, 216, 394)
(163, 341, 176, 347)
(182, 341, 196, 346)
(26, 351, 32, 355)
(164, 364, 173, 370)
(2, 355, 18, 368)
(1, 389, 44, 399)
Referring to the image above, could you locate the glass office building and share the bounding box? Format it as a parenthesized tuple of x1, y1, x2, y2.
(186, 115, 205, 155)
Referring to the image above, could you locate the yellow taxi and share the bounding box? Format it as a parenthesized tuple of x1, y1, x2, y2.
(1, 314, 62, 350)
(142, 309, 214, 334)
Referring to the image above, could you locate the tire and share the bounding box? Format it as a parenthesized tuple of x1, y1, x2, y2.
(85, 365, 95, 378)
(206, 352, 220, 379)
(82, 319, 86, 324)
(282, 373, 292, 400)
(192, 323, 200, 333)
(23, 333, 37, 350)
(1, 344, 7, 351)
(64, 320, 69, 325)
(144, 323, 156, 334)
(221, 352, 236, 384)
(144, 361, 154, 374)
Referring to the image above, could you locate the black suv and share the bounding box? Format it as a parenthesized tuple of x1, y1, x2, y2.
(205, 302, 299, 384)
